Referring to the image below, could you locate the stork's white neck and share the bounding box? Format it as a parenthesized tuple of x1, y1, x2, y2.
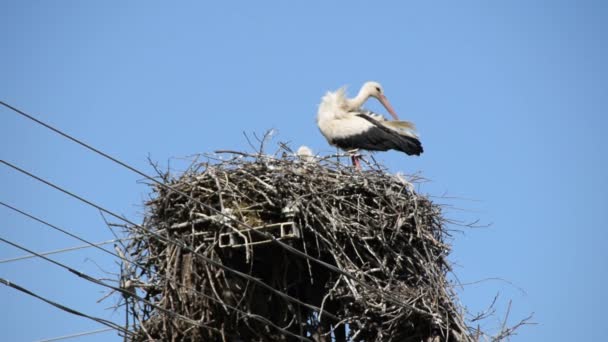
(346, 88, 371, 110)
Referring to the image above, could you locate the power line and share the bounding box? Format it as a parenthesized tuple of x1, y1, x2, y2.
(0, 201, 121, 260)
(1, 201, 313, 341)
(0, 236, 231, 339)
(0, 237, 126, 264)
(0, 277, 130, 337)
(36, 327, 115, 342)
(0, 159, 339, 322)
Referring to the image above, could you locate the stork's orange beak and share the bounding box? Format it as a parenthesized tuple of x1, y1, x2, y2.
(378, 94, 399, 120)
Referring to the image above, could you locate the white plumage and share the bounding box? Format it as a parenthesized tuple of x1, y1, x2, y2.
(296, 145, 315, 162)
(318, 87, 372, 140)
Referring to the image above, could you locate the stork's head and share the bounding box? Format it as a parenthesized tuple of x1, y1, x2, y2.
(361, 81, 384, 99)
(359, 81, 399, 120)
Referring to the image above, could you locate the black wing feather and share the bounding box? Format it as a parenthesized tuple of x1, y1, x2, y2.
(331, 114, 423, 156)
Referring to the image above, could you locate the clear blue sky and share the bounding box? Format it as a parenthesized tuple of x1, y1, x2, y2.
(1, 1, 607, 341)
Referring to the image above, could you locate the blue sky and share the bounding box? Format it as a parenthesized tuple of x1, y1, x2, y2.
(1, 1, 607, 341)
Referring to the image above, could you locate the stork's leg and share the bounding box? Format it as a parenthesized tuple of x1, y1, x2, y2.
(333, 324, 346, 342)
(351, 155, 361, 169)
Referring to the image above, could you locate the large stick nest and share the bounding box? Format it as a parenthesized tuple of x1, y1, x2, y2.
(125, 149, 474, 341)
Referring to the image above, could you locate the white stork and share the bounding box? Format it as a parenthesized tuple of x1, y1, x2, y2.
(316, 81, 423, 168)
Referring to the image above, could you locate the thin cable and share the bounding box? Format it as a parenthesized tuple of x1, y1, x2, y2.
(0, 238, 125, 264)
(0, 201, 120, 259)
(1, 201, 313, 341)
(0, 278, 130, 336)
(0, 236, 230, 338)
(1, 101, 424, 315)
(0, 159, 339, 321)
(35, 327, 114, 342)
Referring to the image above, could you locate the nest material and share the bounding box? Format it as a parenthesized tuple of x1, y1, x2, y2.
(126, 151, 473, 341)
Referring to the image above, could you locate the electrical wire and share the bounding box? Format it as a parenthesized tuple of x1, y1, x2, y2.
(0, 237, 126, 264)
(0, 236, 231, 338)
(35, 327, 115, 342)
(0, 278, 131, 337)
(0, 201, 121, 260)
